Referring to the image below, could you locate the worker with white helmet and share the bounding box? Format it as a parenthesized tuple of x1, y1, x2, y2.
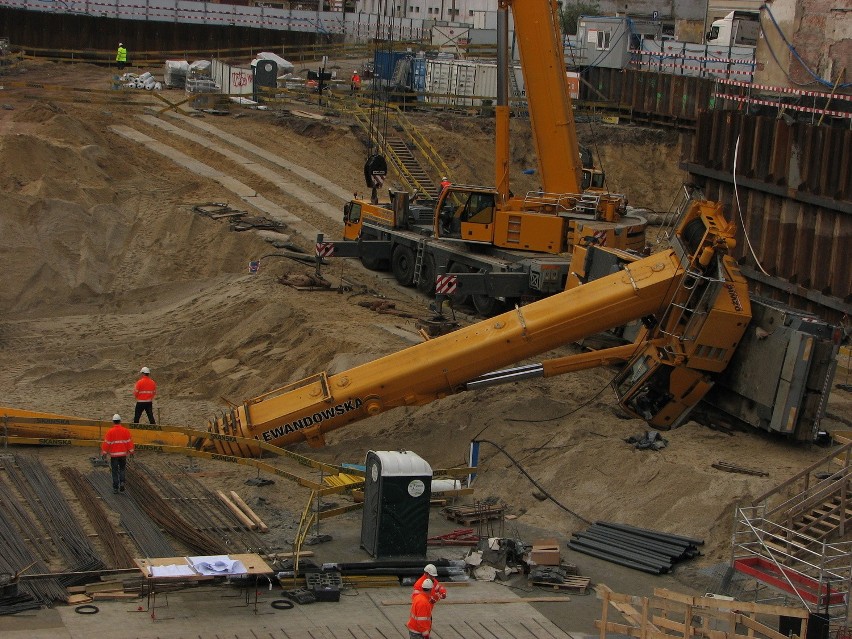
(412, 563, 447, 604)
(115, 42, 128, 71)
(101, 413, 134, 494)
(439, 176, 451, 195)
(407, 577, 434, 638)
(133, 366, 157, 424)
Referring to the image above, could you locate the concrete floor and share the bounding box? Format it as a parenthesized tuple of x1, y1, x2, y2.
(0, 505, 704, 639)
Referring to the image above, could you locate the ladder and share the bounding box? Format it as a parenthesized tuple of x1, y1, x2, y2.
(413, 238, 429, 286)
(508, 66, 528, 118)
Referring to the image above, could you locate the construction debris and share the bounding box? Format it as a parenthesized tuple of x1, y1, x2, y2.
(279, 273, 333, 290)
(193, 202, 246, 219)
(528, 565, 590, 593)
(357, 300, 417, 318)
(711, 460, 769, 477)
(624, 430, 668, 450)
(428, 528, 480, 547)
(443, 502, 505, 525)
(115, 71, 162, 91)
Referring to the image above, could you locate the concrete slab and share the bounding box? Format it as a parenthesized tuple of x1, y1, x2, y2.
(167, 112, 354, 203)
(138, 114, 342, 225)
(109, 125, 321, 240)
(0, 581, 574, 639)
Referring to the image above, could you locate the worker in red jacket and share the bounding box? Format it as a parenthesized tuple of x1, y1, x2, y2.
(102, 414, 134, 494)
(133, 366, 157, 424)
(412, 564, 447, 603)
(407, 578, 435, 638)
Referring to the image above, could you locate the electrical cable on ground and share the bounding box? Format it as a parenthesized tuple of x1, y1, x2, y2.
(473, 439, 591, 525)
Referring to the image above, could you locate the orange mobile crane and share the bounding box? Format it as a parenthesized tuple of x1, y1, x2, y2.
(324, 0, 646, 316)
(195, 195, 835, 452)
(2, 196, 839, 453)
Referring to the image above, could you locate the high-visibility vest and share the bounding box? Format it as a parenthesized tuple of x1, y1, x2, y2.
(116, 47, 127, 62)
(406, 592, 433, 634)
(102, 424, 135, 457)
(412, 573, 446, 603)
(134, 376, 157, 401)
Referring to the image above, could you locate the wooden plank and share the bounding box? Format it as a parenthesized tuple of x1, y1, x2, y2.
(66, 594, 93, 604)
(92, 592, 140, 600)
(530, 577, 590, 593)
(736, 613, 793, 639)
(229, 490, 269, 532)
(216, 490, 256, 529)
(653, 589, 809, 617)
(84, 581, 124, 593)
(596, 619, 687, 639)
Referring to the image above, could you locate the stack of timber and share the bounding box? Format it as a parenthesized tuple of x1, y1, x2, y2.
(529, 565, 591, 593)
(442, 503, 505, 524)
(568, 522, 703, 574)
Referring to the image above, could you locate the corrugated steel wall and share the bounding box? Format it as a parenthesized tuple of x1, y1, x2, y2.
(0, 7, 321, 53)
(581, 66, 715, 125)
(685, 111, 851, 324)
(582, 66, 850, 324)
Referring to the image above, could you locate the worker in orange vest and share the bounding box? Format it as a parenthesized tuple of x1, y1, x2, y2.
(412, 564, 447, 603)
(102, 414, 135, 494)
(440, 176, 451, 192)
(133, 366, 157, 424)
(351, 70, 362, 94)
(407, 578, 435, 638)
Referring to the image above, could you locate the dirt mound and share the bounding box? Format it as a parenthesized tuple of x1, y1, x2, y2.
(0, 61, 835, 586)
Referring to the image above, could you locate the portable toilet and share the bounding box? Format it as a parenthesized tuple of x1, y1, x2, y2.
(360, 450, 432, 558)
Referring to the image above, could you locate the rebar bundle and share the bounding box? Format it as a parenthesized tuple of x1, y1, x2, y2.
(5, 454, 105, 586)
(136, 460, 271, 555)
(60, 467, 136, 569)
(87, 471, 176, 558)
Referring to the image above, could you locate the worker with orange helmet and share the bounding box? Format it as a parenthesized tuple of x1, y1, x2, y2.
(101, 414, 134, 494)
(412, 563, 447, 603)
(133, 366, 157, 424)
(407, 578, 435, 638)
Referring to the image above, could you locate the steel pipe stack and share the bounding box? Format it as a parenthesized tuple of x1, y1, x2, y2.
(568, 521, 703, 575)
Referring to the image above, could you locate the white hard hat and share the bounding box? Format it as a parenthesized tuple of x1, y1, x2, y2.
(424, 564, 438, 577)
(140, 367, 150, 374)
(422, 579, 433, 590)
(112, 414, 121, 422)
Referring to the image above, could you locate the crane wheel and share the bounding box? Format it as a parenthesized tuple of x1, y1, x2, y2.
(447, 263, 471, 307)
(472, 293, 507, 317)
(416, 255, 436, 295)
(360, 254, 388, 271)
(391, 246, 416, 286)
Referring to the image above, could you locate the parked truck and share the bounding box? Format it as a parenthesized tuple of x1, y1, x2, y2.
(324, 0, 647, 317)
(706, 11, 760, 47)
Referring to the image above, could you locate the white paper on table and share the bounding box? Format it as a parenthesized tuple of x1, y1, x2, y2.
(149, 564, 198, 578)
(188, 555, 248, 576)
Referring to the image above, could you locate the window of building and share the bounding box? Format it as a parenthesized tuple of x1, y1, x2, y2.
(596, 30, 611, 50)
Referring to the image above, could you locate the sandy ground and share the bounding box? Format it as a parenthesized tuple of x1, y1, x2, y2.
(0, 58, 849, 607)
